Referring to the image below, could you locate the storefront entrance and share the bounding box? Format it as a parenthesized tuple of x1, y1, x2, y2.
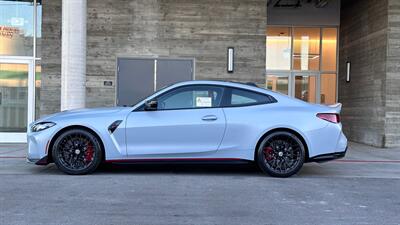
(266, 27, 338, 105)
(0, 58, 35, 142)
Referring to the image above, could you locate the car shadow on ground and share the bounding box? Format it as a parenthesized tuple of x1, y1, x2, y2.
(29, 161, 331, 177)
(95, 162, 264, 176)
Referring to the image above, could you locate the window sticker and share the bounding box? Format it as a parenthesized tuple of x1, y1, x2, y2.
(196, 97, 212, 107)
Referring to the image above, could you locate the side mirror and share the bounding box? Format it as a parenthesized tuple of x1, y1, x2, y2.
(144, 100, 158, 111)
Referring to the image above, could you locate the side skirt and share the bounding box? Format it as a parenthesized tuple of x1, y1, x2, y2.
(105, 158, 252, 165)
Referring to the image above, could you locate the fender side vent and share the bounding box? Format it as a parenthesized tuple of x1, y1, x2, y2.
(108, 120, 123, 134)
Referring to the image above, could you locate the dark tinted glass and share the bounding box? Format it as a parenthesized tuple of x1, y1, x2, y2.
(226, 88, 276, 107)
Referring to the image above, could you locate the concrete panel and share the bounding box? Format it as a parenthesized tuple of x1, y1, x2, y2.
(385, 0, 400, 147)
(41, 0, 62, 116)
(268, 0, 340, 26)
(339, 0, 388, 147)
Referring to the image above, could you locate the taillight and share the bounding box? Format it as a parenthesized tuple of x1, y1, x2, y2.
(317, 113, 340, 123)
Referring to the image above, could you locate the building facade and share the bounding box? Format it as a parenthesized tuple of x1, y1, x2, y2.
(0, 0, 399, 148)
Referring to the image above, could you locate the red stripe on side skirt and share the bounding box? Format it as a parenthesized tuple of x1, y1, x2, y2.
(105, 158, 245, 163)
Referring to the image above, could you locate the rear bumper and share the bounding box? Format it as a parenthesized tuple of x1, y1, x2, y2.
(308, 146, 347, 163)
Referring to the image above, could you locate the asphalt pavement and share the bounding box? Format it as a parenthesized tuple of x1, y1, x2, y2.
(0, 142, 400, 225)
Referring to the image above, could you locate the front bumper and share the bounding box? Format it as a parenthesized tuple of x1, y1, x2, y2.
(27, 125, 58, 165)
(308, 146, 347, 163)
(27, 156, 49, 165)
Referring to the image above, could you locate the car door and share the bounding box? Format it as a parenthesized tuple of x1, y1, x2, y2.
(219, 87, 278, 153)
(125, 85, 226, 156)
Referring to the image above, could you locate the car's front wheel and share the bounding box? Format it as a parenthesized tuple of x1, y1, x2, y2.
(52, 129, 103, 175)
(257, 131, 305, 177)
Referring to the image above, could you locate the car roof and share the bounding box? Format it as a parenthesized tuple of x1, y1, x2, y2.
(170, 80, 267, 93)
(170, 80, 317, 107)
(132, 80, 313, 110)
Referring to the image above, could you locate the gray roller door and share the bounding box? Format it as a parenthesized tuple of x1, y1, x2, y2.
(117, 58, 194, 106)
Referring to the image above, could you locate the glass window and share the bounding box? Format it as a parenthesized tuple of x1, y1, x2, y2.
(227, 88, 275, 106)
(294, 75, 317, 103)
(35, 60, 41, 119)
(293, 28, 320, 71)
(0, 63, 28, 132)
(36, 1, 42, 58)
(266, 75, 289, 95)
(0, 0, 34, 56)
(320, 74, 337, 105)
(157, 86, 224, 110)
(321, 28, 337, 72)
(266, 27, 291, 70)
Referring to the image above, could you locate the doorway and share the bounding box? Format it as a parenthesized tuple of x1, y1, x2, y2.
(0, 58, 35, 143)
(266, 26, 338, 104)
(116, 57, 194, 106)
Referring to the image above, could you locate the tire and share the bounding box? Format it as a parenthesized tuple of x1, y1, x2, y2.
(52, 129, 103, 175)
(256, 131, 305, 178)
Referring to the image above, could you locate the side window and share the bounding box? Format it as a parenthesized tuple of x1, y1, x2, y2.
(226, 88, 276, 107)
(157, 86, 224, 110)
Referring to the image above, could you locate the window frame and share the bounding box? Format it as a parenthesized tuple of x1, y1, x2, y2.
(135, 84, 277, 111)
(135, 84, 226, 111)
(221, 87, 277, 108)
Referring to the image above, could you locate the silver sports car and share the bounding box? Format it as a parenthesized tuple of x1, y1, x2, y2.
(28, 80, 347, 177)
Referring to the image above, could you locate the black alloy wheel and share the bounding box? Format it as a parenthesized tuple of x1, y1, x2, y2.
(52, 129, 102, 175)
(257, 131, 305, 177)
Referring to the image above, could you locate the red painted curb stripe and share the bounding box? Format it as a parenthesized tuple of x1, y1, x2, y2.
(0, 156, 26, 159)
(335, 159, 400, 163)
(0, 149, 25, 155)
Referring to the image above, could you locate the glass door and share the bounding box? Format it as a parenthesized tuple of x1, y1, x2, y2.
(0, 59, 34, 142)
(293, 73, 319, 103)
(266, 26, 339, 104)
(266, 73, 291, 96)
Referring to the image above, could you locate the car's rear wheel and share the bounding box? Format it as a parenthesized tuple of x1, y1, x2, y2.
(52, 129, 102, 175)
(257, 131, 305, 177)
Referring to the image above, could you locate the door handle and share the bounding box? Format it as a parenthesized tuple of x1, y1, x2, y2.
(202, 115, 217, 121)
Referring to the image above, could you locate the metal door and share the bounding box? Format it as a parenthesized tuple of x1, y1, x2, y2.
(155, 59, 193, 90)
(117, 58, 194, 106)
(117, 58, 155, 106)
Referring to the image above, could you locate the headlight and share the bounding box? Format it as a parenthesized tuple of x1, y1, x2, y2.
(31, 122, 56, 132)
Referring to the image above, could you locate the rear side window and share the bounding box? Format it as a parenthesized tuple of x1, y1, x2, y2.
(224, 88, 277, 107)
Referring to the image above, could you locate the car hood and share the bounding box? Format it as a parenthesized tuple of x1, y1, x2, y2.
(34, 107, 128, 123)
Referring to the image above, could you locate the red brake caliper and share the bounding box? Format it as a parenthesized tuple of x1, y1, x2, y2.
(263, 147, 274, 161)
(85, 142, 94, 163)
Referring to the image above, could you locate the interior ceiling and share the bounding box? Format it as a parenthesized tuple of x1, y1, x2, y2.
(267, 0, 330, 8)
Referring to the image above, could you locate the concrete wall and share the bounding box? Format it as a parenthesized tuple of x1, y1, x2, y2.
(339, 0, 388, 147)
(41, 0, 267, 111)
(41, 0, 62, 116)
(86, 0, 267, 107)
(386, 0, 400, 147)
(268, 0, 340, 26)
(338, 0, 400, 148)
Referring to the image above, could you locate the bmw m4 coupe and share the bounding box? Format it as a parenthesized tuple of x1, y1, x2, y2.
(28, 80, 347, 177)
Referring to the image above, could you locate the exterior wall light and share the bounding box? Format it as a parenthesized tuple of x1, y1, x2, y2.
(227, 47, 234, 73)
(346, 61, 351, 83)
